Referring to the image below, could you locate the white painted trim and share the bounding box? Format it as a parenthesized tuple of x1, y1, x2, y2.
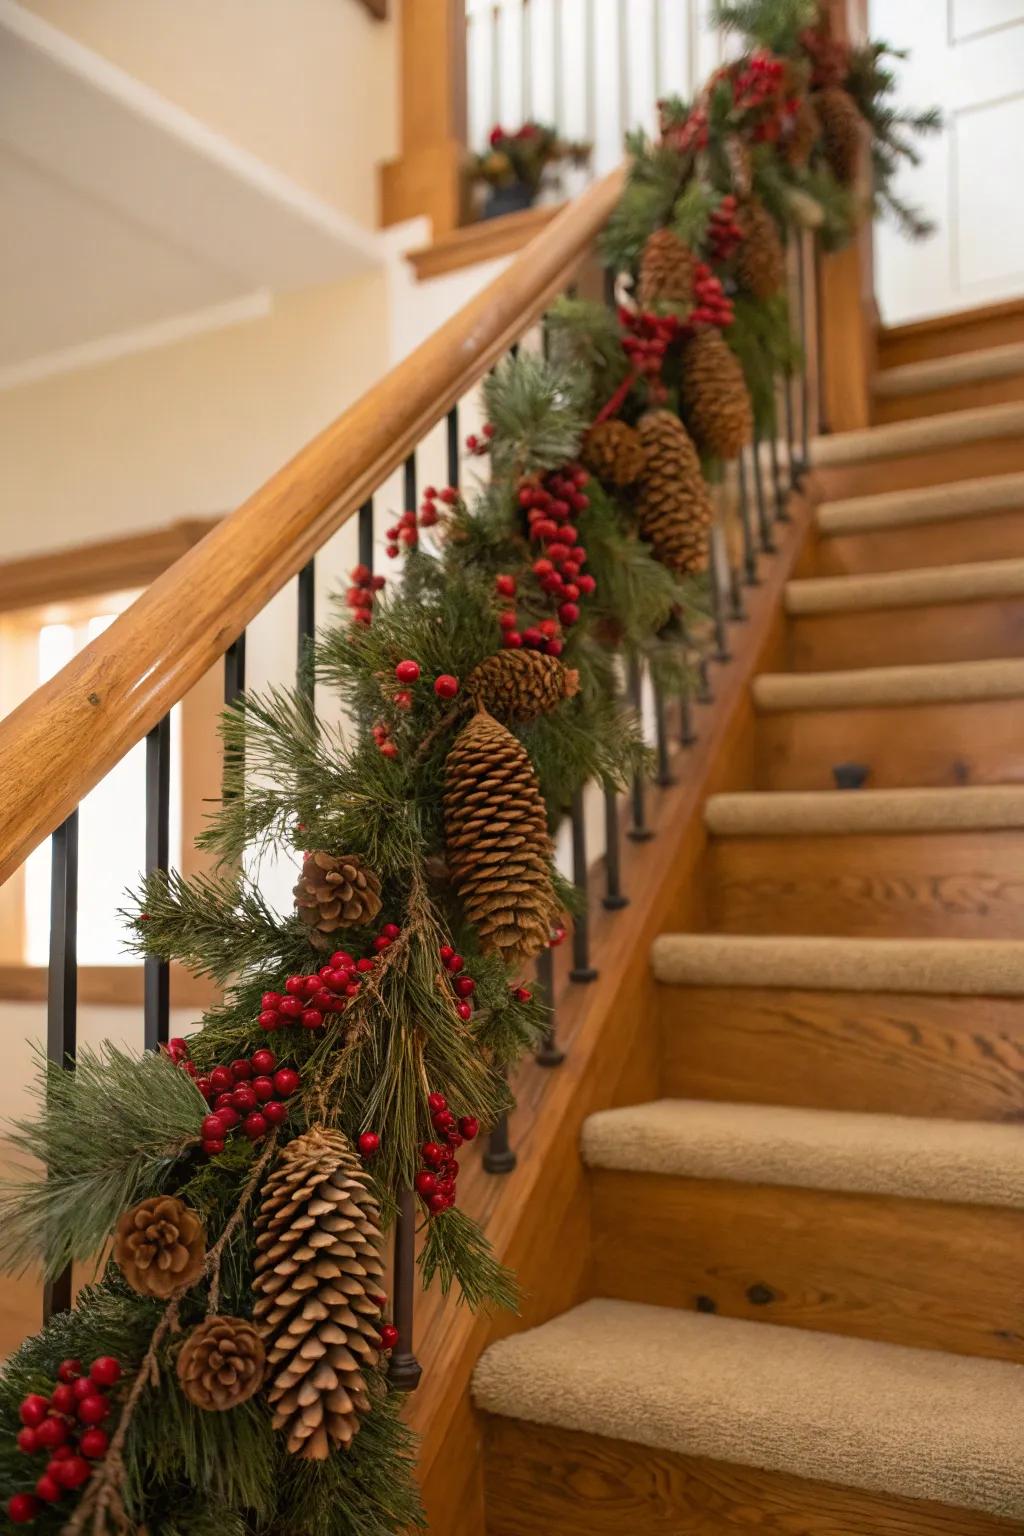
(0, 291, 274, 392)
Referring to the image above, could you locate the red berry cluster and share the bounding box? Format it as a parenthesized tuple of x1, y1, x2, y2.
(373, 720, 399, 759)
(731, 50, 785, 114)
(415, 1091, 478, 1216)
(440, 944, 477, 1021)
(691, 263, 734, 329)
(386, 486, 461, 558)
(345, 564, 386, 628)
(621, 308, 682, 379)
(464, 423, 494, 457)
(9, 1357, 122, 1523)
(515, 464, 595, 642)
(260, 942, 390, 1033)
(662, 102, 708, 153)
(708, 194, 743, 262)
(191, 1047, 298, 1154)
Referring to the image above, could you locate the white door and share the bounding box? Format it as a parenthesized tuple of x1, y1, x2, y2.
(871, 0, 1024, 325)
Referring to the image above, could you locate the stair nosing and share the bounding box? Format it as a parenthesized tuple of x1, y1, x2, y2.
(811, 400, 1024, 467)
(873, 341, 1024, 397)
(704, 784, 1024, 836)
(785, 555, 1024, 615)
(753, 655, 1024, 711)
(817, 470, 1024, 536)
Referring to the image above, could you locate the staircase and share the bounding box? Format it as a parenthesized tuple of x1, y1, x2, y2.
(470, 343, 1024, 1532)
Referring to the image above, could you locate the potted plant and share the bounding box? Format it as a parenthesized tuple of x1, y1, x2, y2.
(471, 121, 591, 219)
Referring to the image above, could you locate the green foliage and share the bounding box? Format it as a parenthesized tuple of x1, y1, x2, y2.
(846, 40, 942, 239)
(545, 297, 629, 416)
(727, 292, 802, 433)
(419, 1206, 518, 1312)
(670, 180, 717, 249)
(713, 0, 817, 52)
(600, 130, 688, 273)
(0, 1046, 203, 1278)
(127, 866, 311, 982)
(482, 352, 589, 478)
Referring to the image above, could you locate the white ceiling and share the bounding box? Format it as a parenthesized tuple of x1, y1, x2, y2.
(0, 0, 384, 388)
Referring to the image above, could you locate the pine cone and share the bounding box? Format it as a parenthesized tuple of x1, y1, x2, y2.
(726, 135, 753, 197)
(784, 94, 820, 168)
(680, 329, 753, 461)
(114, 1196, 206, 1301)
(294, 852, 383, 947)
(177, 1315, 265, 1412)
(638, 228, 694, 308)
(815, 86, 862, 185)
(635, 411, 713, 576)
(581, 419, 647, 487)
(253, 1128, 385, 1459)
(736, 199, 785, 301)
(467, 650, 580, 724)
(444, 711, 559, 967)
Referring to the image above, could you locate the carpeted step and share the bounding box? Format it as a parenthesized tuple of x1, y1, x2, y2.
(705, 784, 1024, 837)
(473, 1299, 1024, 1520)
(785, 556, 1024, 616)
(753, 656, 1024, 711)
(811, 400, 1024, 468)
(581, 1098, 1024, 1208)
(817, 472, 1024, 536)
(873, 343, 1024, 399)
(650, 932, 1024, 994)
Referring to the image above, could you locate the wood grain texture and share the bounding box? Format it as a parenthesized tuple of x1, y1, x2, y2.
(589, 1170, 1024, 1362)
(0, 169, 625, 887)
(0, 519, 218, 615)
(408, 204, 562, 280)
(0, 963, 215, 1009)
(658, 985, 1024, 1122)
(378, 0, 466, 233)
(482, 1418, 1020, 1536)
(813, 435, 1024, 503)
(755, 699, 1024, 791)
(819, 235, 874, 432)
(878, 297, 1024, 370)
(787, 599, 1024, 672)
(813, 510, 1024, 576)
(873, 373, 1024, 425)
(705, 832, 1024, 939)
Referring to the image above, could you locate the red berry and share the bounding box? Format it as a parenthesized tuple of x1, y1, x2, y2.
(415, 1170, 438, 1196)
(427, 1092, 447, 1113)
(258, 1010, 280, 1031)
(300, 1009, 324, 1030)
(252, 1076, 275, 1103)
(445, 953, 464, 974)
(358, 1131, 381, 1157)
(356, 957, 376, 973)
(16, 1427, 39, 1454)
(196, 1075, 214, 1100)
(202, 1113, 227, 1139)
(498, 608, 518, 630)
(273, 1067, 300, 1097)
(372, 935, 392, 953)
(454, 975, 476, 997)
(230, 1058, 252, 1081)
(446, 1132, 464, 1151)
(78, 1428, 108, 1460)
(76, 1396, 109, 1426)
(209, 1065, 233, 1093)
(330, 950, 355, 967)
(54, 1455, 91, 1491)
(278, 996, 303, 1018)
(427, 1192, 448, 1215)
(379, 1324, 400, 1350)
(8, 1493, 40, 1523)
(49, 1384, 76, 1415)
(203, 1138, 226, 1156)
(263, 1100, 288, 1125)
(495, 574, 516, 597)
(439, 945, 454, 963)
(456, 1001, 472, 1021)
(459, 1116, 479, 1140)
(231, 1085, 258, 1114)
(285, 975, 306, 996)
(89, 1357, 121, 1389)
(34, 1474, 61, 1503)
(35, 1418, 66, 1452)
(434, 673, 459, 700)
(217, 1106, 240, 1130)
(20, 1396, 49, 1428)
(394, 659, 420, 684)
(421, 1141, 445, 1166)
(433, 1109, 457, 1133)
(502, 631, 523, 648)
(57, 1359, 81, 1385)
(243, 1112, 268, 1140)
(167, 1036, 189, 1060)
(251, 1048, 277, 1073)
(559, 601, 580, 625)
(71, 1379, 94, 1403)
(379, 740, 399, 759)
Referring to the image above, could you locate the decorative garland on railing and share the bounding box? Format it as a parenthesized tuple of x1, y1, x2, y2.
(0, 3, 935, 1530)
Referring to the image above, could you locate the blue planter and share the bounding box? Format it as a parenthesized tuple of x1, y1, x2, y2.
(483, 183, 536, 220)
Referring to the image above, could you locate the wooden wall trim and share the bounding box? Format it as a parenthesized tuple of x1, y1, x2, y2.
(408, 204, 563, 281)
(378, 0, 468, 234)
(0, 167, 625, 886)
(0, 519, 218, 615)
(882, 295, 1024, 346)
(0, 964, 216, 1009)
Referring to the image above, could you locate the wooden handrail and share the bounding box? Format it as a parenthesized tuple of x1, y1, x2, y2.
(0, 168, 625, 885)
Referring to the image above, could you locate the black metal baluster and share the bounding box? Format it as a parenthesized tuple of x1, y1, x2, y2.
(678, 661, 697, 747)
(750, 435, 775, 553)
(447, 405, 460, 488)
(795, 232, 811, 458)
(387, 1187, 422, 1391)
(689, 617, 713, 705)
(404, 452, 417, 520)
(297, 558, 316, 703)
(737, 453, 759, 586)
(359, 498, 374, 573)
(44, 810, 78, 1321)
(223, 630, 246, 799)
(626, 654, 653, 842)
(569, 791, 597, 982)
(602, 784, 628, 909)
(768, 402, 789, 522)
(653, 683, 675, 786)
(143, 716, 170, 1053)
(483, 1098, 517, 1173)
(783, 355, 799, 489)
(534, 946, 564, 1065)
(709, 532, 731, 662)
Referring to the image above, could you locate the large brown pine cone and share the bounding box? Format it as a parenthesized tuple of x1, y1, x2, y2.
(294, 851, 383, 947)
(784, 94, 820, 168)
(467, 650, 579, 724)
(114, 1196, 206, 1301)
(581, 419, 647, 487)
(638, 228, 695, 308)
(177, 1315, 266, 1411)
(815, 86, 862, 185)
(253, 1128, 385, 1459)
(443, 711, 559, 967)
(635, 411, 713, 576)
(680, 329, 753, 461)
(736, 199, 785, 301)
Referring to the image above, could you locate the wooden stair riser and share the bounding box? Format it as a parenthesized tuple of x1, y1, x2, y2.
(813, 509, 1024, 576)
(878, 302, 1024, 370)
(787, 599, 1024, 672)
(813, 434, 1024, 502)
(657, 984, 1024, 1123)
(873, 373, 1024, 426)
(589, 1170, 1024, 1363)
(703, 831, 1024, 939)
(755, 700, 1024, 791)
(482, 1418, 1020, 1536)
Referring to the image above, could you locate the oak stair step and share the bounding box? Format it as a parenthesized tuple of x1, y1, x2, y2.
(705, 784, 1024, 837)
(872, 342, 1024, 399)
(754, 655, 1024, 712)
(785, 556, 1024, 616)
(811, 400, 1024, 468)
(473, 1300, 1024, 1523)
(813, 472, 1024, 574)
(817, 472, 1024, 536)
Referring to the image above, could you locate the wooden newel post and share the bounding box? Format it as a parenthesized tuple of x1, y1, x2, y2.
(379, 0, 469, 238)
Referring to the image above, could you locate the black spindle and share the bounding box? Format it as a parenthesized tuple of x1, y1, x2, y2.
(626, 655, 653, 842)
(44, 809, 78, 1321)
(750, 436, 775, 553)
(484, 1104, 517, 1173)
(602, 784, 628, 909)
(447, 405, 460, 488)
(387, 1188, 422, 1391)
(783, 356, 800, 488)
(737, 453, 759, 586)
(297, 559, 315, 701)
(223, 630, 246, 800)
(653, 684, 675, 786)
(144, 716, 171, 1053)
(768, 411, 789, 523)
(534, 946, 564, 1065)
(569, 791, 597, 982)
(404, 452, 417, 518)
(358, 498, 374, 573)
(796, 233, 811, 459)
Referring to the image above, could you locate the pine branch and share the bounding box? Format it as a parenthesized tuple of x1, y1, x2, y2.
(482, 353, 589, 479)
(418, 1205, 518, 1311)
(125, 867, 310, 983)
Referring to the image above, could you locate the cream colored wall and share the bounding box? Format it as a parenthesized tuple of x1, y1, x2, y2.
(19, 0, 397, 228)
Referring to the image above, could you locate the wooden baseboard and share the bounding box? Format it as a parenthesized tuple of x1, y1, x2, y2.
(0, 964, 217, 1009)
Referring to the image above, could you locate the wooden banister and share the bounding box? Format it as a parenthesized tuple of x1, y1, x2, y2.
(0, 168, 625, 887)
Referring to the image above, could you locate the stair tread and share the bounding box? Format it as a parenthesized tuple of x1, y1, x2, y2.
(754, 655, 1024, 711)
(786, 555, 1024, 615)
(650, 932, 1024, 995)
(873, 342, 1024, 398)
(817, 470, 1024, 535)
(705, 783, 1024, 836)
(581, 1097, 1024, 1208)
(811, 400, 1024, 467)
(473, 1299, 1024, 1519)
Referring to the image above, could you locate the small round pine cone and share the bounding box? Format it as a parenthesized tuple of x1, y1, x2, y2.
(294, 851, 383, 946)
(177, 1315, 266, 1412)
(467, 650, 579, 724)
(815, 86, 862, 185)
(114, 1196, 206, 1300)
(581, 419, 647, 487)
(736, 199, 785, 301)
(680, 329, 753, 461)
(638, 228, 695, 308)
